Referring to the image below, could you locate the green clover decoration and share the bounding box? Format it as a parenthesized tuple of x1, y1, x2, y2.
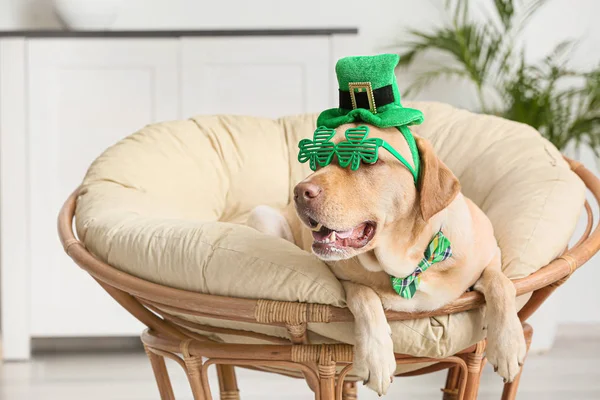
(297, 125, 419, 182)
(297, 127, 336, 171)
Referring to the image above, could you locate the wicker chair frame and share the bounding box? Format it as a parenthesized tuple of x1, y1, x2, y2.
(58, 158, 600, 400)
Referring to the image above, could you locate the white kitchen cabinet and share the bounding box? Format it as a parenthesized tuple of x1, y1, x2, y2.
(182, 37, 331, 118)
(27, 39, 180, 339)
(0, 30, 357, 360)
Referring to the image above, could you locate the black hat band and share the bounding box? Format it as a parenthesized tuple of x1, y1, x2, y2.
(339, 84, 394, 112)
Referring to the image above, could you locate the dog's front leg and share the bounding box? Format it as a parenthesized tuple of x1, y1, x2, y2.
(343, 281, 396, 396)
(474, 251, 527, 383)
(246, 205, 294, 243)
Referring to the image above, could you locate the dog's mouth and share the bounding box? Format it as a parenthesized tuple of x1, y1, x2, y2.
(308, 217, 377, 253)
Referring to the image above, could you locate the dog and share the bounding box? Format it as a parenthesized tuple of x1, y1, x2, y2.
(247, 123, 527, 395)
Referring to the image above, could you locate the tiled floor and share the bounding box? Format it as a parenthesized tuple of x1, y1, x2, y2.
(2, 325, 599, 399)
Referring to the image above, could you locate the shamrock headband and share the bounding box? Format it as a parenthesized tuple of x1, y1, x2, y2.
(298, 125, 420, 183)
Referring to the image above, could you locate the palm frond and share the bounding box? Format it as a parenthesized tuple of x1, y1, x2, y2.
(493, 0, 516, 29)
(512, 0, 549, 34)
(487, 0, 549, 89)
(445, 0, 470, 26)
(543, 39, 578, 69)
(394, 0, 599, 153)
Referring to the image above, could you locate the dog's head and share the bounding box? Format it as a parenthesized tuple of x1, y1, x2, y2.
(294, 123, 460, 262)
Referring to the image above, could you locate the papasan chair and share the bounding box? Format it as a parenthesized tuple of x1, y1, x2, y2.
(58, 101, 600, 400)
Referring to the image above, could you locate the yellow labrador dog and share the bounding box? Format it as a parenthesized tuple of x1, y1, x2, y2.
(247, 123, 526, 395)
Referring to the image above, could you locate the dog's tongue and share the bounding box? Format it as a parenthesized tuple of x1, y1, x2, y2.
(312, 224, 366, 241)
(335, 229, 354, 239)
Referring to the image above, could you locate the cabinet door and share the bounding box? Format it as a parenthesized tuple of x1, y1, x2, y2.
(28, 39, 180, 336)
(181, 37, 331, 118)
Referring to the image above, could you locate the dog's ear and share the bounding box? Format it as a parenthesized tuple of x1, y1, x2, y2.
(415, 136, 461, 221)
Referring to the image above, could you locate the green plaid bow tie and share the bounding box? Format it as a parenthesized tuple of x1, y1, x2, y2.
(390, 231, 452, 299)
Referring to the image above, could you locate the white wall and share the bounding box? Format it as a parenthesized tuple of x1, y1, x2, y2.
(1, 0, 599, 323)
(4, 0, 595, 67)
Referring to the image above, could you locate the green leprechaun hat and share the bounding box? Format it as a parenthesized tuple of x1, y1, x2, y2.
(317, 54, 424, 129)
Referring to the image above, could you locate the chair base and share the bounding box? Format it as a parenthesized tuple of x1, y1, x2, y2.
(141, 323, 533, 400)
(442, 323, 533, 400)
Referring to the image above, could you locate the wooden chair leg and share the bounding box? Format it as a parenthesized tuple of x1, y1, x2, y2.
(144, 346, 175, 400)
(463, 341, 486, 400)
(217, 364, 240, 400)
(341, 381, 358, 400)
(184, 355, 208, 400)
(318, 363, 336, 400)
(442, 366, 461, 400)
(501, 324, 533, 400)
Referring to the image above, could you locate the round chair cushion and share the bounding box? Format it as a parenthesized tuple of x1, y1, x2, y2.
(76, 101, 585, 361)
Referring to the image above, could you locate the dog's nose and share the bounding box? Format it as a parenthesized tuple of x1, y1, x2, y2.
(294, 182, 322, 202)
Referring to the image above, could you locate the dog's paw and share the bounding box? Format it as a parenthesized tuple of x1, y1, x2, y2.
(353, 326, 397, 396)
(486, 315, 527, 383)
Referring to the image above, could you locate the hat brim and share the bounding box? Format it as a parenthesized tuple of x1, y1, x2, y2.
(317, 106, 424, 130)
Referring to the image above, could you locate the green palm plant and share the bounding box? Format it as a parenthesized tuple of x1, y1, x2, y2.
(395, 0, 600, 155)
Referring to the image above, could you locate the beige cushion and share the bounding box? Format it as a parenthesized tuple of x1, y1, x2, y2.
(76, 101, 585, 359)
